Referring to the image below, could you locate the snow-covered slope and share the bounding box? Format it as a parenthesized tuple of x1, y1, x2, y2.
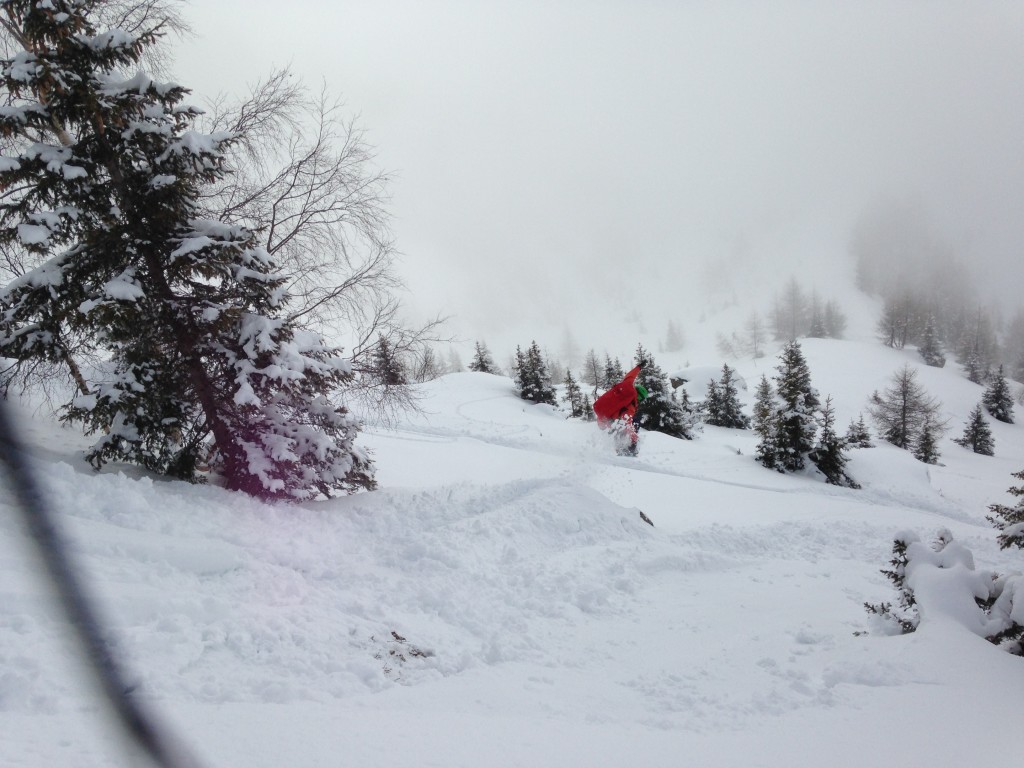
(2, 339, 1023, 767)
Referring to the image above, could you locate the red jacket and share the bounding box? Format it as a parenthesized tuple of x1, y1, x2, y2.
(593, 365, 641, 425)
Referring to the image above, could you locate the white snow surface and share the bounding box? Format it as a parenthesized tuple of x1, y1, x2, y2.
(2, 339, 1024, 767)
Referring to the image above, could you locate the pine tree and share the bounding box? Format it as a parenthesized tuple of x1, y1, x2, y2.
(704, 364, 749, 429)
(514, 341, 556, 405)
(954, 404, 995, 456)
(963, 350, 988, 385)
(372, 336, 407, 386)
(702, 378, 723, 425)
(752, 375, 780, 469)
(807, 293, 827, 338)
(562, 369, 586, 418)
(809, 395, 857, 486)
(913, 418, 941, 465)
(982, 365, 1015, 424)
(864, 535, 919, 634)
(677, 387, 700, 437)
(468, 341, 498, 374)
(845, 413, 873, 448)
(603, 354, 624, 390)
(633, 344, 693, 439)
(771, 341, 819, 471)
(580, 393, 595, 422)
(988, 469, 1024, 551)
(0, 2, 372, 499)
(918, 315, 946, 367)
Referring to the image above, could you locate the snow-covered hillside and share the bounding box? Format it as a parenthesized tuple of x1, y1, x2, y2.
(2, 339, 1024, 767)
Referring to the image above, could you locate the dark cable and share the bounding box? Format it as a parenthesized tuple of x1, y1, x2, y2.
(0, 400, 204, 768)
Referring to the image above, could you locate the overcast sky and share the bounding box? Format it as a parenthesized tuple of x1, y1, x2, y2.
(174, 1, 1024, 352)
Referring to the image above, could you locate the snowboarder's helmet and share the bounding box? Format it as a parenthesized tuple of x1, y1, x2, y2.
(635, 384, 649, 401)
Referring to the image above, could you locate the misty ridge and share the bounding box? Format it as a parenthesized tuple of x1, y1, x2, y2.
(412, 201, 1024, 403)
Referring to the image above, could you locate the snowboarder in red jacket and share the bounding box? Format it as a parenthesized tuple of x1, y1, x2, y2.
(593, 363, 648, 455)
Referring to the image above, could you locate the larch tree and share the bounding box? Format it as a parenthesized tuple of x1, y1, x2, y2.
(580, 348, 602, 394)
(742, 310, 766, 359)
(868, 365, 945, 452)
(0, 0, 373, 498)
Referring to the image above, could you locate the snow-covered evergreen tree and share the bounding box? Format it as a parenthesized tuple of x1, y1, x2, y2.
(913, 418, 942, 465)
(633, 345, 693, 440)
(562, 369, 587, 419)
(985, 471, 1024, 653)
(807, 293, 827, 338)
(918, 315, 946, 367)
(514, 341, 556, 405)
(982, 365, 1015, 424)
(864, 534, 919, 634)
(809, 396, 857, 487)
(0, 1, 372, 498)
(372, 336, 408, 386)
(954, 404, 994, 456)
(752, 374, 780, 469)
(372, 335, 407, 387)
(845, 413, 873, 448)
(468, 341, 499, 374)
(988, 468, 1024, 551)
(701, 378, 722, 425)
(962, 350, 988, 385)
(770, 341, 819, 471)
(603, 354, 624, 390)
(703, 363, 749, 429)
